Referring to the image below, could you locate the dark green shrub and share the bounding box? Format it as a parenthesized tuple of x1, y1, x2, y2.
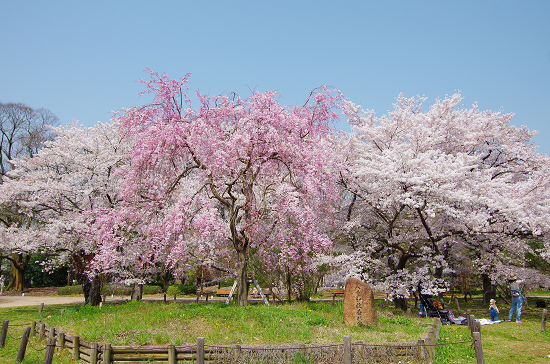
(57, 285, 84, 295)
(166, 284, 197, 296)
(101, 283, 133, 296)
(142, 285, 163, 294)
(99, 283, 163, 296)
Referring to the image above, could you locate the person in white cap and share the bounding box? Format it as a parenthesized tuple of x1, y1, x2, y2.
(507, 273, 524, 323)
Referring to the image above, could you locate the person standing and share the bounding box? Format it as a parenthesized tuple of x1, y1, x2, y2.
(507, 273, 524, 323)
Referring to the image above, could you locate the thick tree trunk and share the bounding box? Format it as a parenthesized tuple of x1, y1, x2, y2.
(131, 283, 143, 301)
(286, 271, 292, 302)
(235, 248, 248, 306)
(482, 273, 496, 305)
(394, 297, 408, 311)
(72, 252, 102, 306)
(82, 274, 102, 306)
(6, 253, 29, 291)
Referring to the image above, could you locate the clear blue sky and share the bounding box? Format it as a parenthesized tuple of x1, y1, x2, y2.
(2, 1, 549, 154)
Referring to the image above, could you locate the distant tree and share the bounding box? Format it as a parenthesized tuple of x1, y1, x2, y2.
(93, 71, 343, 306)
(332, 93, 550, 309)
(0, 122, 127, 305)
(0, 102, 58, 291)
(0, 102, 57, 176)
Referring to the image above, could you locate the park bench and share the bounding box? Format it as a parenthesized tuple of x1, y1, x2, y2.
(332, 289, 344, 304)
(332, 289, 344, 297)
(216, 288, 232, 297)
(252, 289, 271, 298)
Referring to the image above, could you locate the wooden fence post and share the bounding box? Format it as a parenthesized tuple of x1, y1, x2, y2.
(57, 332, 65, 350)
(417, 339, 426, 359)
(39, 322, 45, 338)
(197, 337, 205, 364)
(343, 336, 351, 364)
(48, 326, 55, 338)
(468, 314, 475, 332)
(102, 343, 112, 364)
(43, 336, 56, 364)
(471, 321, 481, 337)
(428, 328, 436, 358)
(90, 342, 98, 364)
(30, 321, 36, 337)
(168, 344, 176, 364)
(39, 303, 44, 314)
(233, 344, 241, 361)
(16, 327, 31, 363)
(541, 309, 547, 332)
(0, 320, 8, 348)
(72, 336, 80, 360)
(472, 332, 485, 364)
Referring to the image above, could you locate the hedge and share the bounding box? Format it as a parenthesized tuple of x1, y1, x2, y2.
(166, 284, 197, 296)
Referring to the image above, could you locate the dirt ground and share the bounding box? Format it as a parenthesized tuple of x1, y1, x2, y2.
(0, 287, 84, 308)
(1, 286, 61, 296)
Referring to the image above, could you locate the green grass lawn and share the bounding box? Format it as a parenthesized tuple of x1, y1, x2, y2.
(0, 296, 548, 363)
(0, 300, 431, 363)
(434, 295, 550, 364)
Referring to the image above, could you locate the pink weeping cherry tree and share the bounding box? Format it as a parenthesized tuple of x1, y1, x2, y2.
(98, 71, 344, 306)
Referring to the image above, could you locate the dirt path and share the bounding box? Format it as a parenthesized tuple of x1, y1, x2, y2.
(0, 287, 85, 308)
(0, 295, 85, 307)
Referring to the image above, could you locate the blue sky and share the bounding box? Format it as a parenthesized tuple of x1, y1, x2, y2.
(1, 1, 549, 154)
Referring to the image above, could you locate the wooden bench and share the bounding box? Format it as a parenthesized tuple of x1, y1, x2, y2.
(332, 289, 344, 304)
(332, 289, 344, 297)
(252, 289, 270, 298)
(216, 288, 233, 297)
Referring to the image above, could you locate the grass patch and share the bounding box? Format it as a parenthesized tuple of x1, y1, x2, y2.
(1, 295, 548, 363)
(0, 300, 430, 363)
(434, 295, 550, 363)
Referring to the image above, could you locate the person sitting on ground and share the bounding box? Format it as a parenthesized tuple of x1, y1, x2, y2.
(507, 273, 524, 323)
(489, 298, 499, 321)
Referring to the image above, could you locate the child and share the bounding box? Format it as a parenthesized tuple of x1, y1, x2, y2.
(489, 298, 499, 321)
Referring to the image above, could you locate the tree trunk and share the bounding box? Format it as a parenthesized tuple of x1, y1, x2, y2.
(482, 273, 496, 305)
(131, 283, 143, 301)
(82, 274, 102, 306)
(235, 248, 248, 306)
(6, 253, 29, 291)
(286, 271, 292, 302)
(72, 252, 102, 306)
(394, 297, 408, 311)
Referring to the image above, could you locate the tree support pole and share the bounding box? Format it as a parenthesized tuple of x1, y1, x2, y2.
(16, 327, 31, 363)
(0, 320, 8, 348)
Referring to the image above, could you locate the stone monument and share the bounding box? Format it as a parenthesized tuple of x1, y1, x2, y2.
(343, 277, 377, 326)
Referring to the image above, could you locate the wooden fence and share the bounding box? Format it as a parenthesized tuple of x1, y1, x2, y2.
(1, 316, 488, 363)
